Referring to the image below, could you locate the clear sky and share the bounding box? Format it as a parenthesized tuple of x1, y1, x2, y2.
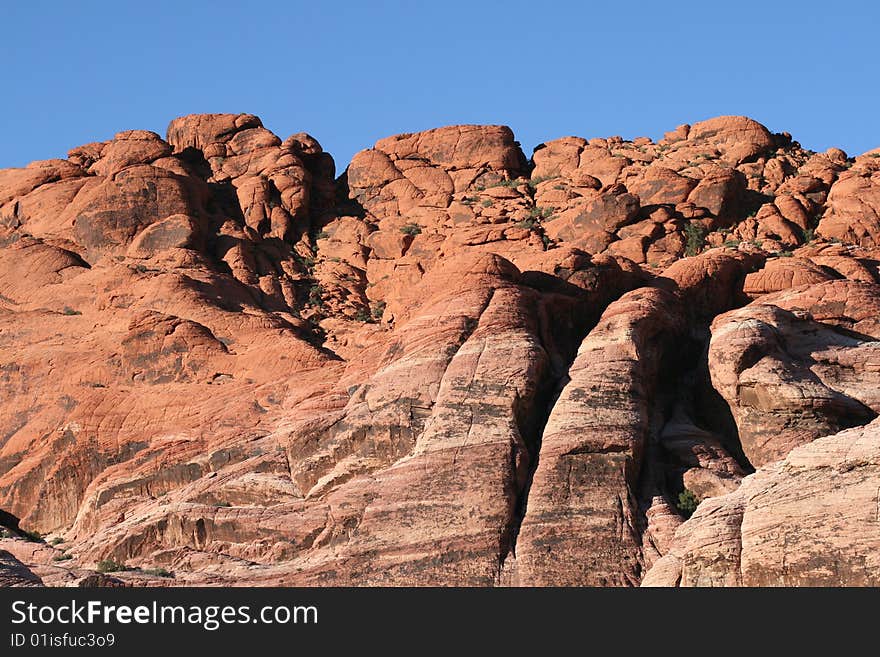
(2, 1, 877, 172)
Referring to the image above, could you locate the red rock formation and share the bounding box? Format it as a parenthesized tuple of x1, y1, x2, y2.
(709, 280, 880, 467)
(1, 113, 879, 587)
(514, 287, 686, 586)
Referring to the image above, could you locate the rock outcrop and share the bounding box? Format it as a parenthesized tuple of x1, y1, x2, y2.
(1, 113, 878, 586)
(709, 280, 880, 466)
(0, 549, 43, 587)
(642, 420, 880, 586)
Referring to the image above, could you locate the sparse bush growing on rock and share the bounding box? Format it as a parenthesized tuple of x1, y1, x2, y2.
(528, 175, 557, 189)
(308, 284, 324, 307)
(21, 529, 43, 543)
(528, 206, 554, 221)
(684, 222, 707, 256)
(96, 559, 127, 573)
(676, 489, 699, 518)
(400, 223, 422, 236)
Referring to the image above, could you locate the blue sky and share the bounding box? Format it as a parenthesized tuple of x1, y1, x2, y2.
(1, 1, 877, 172)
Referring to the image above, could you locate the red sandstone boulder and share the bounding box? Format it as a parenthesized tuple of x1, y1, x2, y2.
(685, 116, 775, 166)
(817, 170, 880, 246)
(686, 166, 747, 224)
(742, 256, 837, 296)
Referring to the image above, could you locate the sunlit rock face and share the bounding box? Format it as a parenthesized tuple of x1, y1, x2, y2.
(1, 114, 879, 586)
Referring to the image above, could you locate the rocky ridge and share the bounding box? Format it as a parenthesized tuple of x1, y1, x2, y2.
(1, 114, 878, 586)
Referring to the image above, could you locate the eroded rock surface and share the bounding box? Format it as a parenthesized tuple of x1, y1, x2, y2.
(643, 420, 880, 587)
(0, 548, 43, 587)
(1, 114, 878, 586)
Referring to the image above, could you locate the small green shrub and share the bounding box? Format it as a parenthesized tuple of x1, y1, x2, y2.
(50, 537, 65, 546)
(400, 223, 422, 236)
(308, 284, 324, 307)
(496, 178, 523, 188)
(294, 253, 316, 270)
(802, 228, 815, 243)
(481, 199, 493, 208)
(21, 529, 43, 543)
(722, 239, 741, 248)
(684, 222, 707, 256)
(142, 567, 173, 578)
(528, 206, 554, 221)
(62, 307, 81, 316)
(314, 230, 329, 240)
(215, 501, 232, 508)
(96, 559, 127, 573)
(528, 175, 558, 189)
(53, 553, 73, 562)
(371, 300, 386, 320)
(676, 489, 699, 518)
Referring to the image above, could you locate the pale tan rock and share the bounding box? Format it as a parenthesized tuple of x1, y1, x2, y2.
(643, 421, 880, 586)
(0, 548, 43, 586)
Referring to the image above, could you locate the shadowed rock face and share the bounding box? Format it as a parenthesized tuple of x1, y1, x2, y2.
(0, 549, 43, 587)
(1, 114, 879, 586)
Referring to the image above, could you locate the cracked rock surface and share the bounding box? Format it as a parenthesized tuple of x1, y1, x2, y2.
(1, 114, 879, 586)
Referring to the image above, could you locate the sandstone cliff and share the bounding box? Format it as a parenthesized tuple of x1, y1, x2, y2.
(0, 114, 878, 586)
